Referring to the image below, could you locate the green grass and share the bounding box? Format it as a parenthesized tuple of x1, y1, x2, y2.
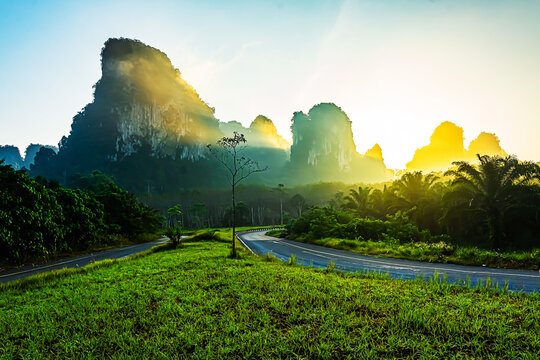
(266, 229, 287, 238)
(1, 240, 539, 359)
(187, 226, 281, 244)
(285, 235, 540, 270)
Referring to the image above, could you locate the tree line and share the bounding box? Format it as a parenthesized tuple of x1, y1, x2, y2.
(289, 155, 540, 251)
(0, 162, 163, 265)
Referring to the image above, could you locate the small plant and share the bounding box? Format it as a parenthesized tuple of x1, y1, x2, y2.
(263, 253, 278, 262)
(163, 226, 182, 247)
(325, 260, 336, 273)
(288, 254, 297, 266)
(164, 204, 183, 247)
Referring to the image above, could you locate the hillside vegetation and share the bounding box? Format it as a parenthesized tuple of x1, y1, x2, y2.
(1, 238, 538, 359)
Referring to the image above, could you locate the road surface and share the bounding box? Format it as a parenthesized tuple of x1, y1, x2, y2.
(238, 230, 540, 294)
(0, 237, 169, 284)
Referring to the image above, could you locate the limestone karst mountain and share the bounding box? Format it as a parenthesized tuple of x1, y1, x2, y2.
(406, 121, 508, 173)
(19, 38, 516, 191)
(0, 146, 23, 169)
(29, 38, 393, 192)
(287, 103, 392, 184)
(30, 38, 227, 191)
(67, 38, 223, 162)
(0, 144, 57, 170)
(364, 144, 384, 162)
(219, 115, 289, 149)
(290, 103, 357, 171)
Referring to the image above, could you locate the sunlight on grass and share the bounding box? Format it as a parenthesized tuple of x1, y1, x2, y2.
(0, 240, 538, 358)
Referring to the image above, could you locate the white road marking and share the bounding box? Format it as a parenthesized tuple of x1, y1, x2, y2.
(242, 231, 540, 279)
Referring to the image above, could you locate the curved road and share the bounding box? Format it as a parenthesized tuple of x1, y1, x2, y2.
(238, 230, 540, 294)
(0, 237, 169, 284)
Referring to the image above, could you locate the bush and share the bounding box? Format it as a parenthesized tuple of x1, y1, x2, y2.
(288, 207, 443, 244)
(163, 227, 182, 247)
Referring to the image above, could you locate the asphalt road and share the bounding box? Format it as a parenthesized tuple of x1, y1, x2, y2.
(238, 230, 540, 294)
(0, 237, 170, 284)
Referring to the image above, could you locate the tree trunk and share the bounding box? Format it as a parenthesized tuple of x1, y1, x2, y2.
(280, 198, 283, 225)
(232, 183, 236, 258)
(489, 211, 503, 251)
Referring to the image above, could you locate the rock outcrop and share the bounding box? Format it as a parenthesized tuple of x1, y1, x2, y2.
(0, 146, 23, 169)
(406, 122, 508, 173)
(290, 103, 357, 171)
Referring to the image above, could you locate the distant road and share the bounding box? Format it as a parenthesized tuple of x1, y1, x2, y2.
(0, 237, 169, 284)
(238, 230, 540, 294)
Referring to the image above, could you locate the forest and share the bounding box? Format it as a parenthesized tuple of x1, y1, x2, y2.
(3, 152, 538, 268)
(0, 161, 162, 266)
(167, 154, 539, 253)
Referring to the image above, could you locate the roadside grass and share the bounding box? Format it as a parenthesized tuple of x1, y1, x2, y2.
(266, 229, 287, 238)
(0, 227, 270, 291)
(0, 241, 175, 292)
(1, 240, 539, 358)
(280, 234, 540, 270)
(187, 226, 281, 244)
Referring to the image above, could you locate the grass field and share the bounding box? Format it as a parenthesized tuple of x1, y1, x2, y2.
(268, 230, 540, 270)
(1, 236, 539, 359)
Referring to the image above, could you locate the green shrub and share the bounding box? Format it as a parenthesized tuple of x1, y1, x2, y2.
(163, 226, 182, 247)
(289, 207, 440, 244)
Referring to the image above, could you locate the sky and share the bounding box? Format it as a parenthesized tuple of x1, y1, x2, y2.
(1, 0, 539, 169)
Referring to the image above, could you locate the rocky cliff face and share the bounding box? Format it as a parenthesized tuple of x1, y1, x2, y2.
(30, 38, 394, 192)
(406, 122, 508, 172)
(63, 38, 222, 163)
(288, 103, 392, 184)
(290, 103, 357, 170)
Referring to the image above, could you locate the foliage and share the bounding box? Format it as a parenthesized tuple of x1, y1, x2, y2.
(222, 201, 251, 227)
(288, 193, 307, 217)
(0, 240, 538, 358)
(166, 203, 182, 227)
(0, 163, 163, 265)
(342, 186, 373, 217)
(265, 229, 287, 238)
(310, 156, 540, 252)
(288, 206, 434, 244)
(163, 227, 183, 247)
(69, 172, 163, 238)
(282, 156, 540, 267)
(444, 155, 540, 250)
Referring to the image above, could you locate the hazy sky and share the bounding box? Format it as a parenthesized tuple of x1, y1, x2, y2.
(1, 0, 539, 169)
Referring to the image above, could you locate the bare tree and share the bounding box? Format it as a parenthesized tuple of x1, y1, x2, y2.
(207, 132, 268, 257)
(289, 193, 307, 217)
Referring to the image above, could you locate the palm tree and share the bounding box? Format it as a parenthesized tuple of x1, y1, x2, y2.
(444, 155, 539, 250)
(368, 185, 394, 220)
(391, 171, 443, 232)
(393, 172, 439, 206)
(343, 186, 372, 218)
